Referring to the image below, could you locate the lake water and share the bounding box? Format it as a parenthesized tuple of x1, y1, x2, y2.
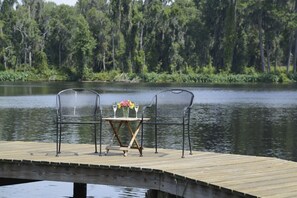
(1, 82, 297, 197)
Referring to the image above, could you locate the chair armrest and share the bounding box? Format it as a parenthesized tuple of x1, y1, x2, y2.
(183, 106, 192, 117)
(142, 105, 150, 113)
(141, 103, 155, 121)
(98, 108, 103, 118)
(141, 95, 155, 114)
(98, 106, 103, 116)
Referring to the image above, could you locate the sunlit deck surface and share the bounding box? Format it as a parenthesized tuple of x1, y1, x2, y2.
(1, 141, 297, 198)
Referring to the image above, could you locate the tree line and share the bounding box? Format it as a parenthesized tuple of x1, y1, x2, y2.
(1, 0, 297, 80)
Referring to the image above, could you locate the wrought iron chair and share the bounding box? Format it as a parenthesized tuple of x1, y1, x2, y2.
(55, 88, 102, 156)
(141, 89, 194, 158)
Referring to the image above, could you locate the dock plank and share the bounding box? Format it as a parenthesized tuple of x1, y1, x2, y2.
(1, 141, 297, 198)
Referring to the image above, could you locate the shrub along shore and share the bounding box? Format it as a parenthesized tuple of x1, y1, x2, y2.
(0, 68, 296, 84)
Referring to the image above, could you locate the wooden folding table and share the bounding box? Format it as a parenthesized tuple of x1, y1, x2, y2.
(103, 117, 150, 156)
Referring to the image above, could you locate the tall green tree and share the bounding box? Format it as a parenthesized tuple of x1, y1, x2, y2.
(85, 6, 112, 71)
(71, 14, 96, 79)
(14, 3, 43, 69)
(0, 0, 18, 70)
(78, 0, 113, 72)
(293, 0, 297, 73)
(223, 0, 237, 72)
(201, 0, 228, 71)
(46, 5, 76, 68)
(110, 0, 126, 71)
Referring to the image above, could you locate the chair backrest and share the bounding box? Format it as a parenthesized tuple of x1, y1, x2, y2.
(56, 88, 100, 117)
(153, 89, 194, 118)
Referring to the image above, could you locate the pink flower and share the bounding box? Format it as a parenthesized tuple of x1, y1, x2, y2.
(117, 100, 135, 109)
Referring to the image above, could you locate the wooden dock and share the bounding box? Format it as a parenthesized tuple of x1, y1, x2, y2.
(1, 141, 297, 198)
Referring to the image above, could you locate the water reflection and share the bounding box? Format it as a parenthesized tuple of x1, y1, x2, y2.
(0, 181, 147, 198)
(190, 103, 297, 161)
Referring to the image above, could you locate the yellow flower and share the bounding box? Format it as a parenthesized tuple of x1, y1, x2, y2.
(117, 100, 135, 109)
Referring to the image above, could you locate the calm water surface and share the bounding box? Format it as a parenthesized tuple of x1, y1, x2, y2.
(1, 82, 297, 197)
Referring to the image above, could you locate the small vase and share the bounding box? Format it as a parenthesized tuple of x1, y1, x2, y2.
(122, 107, 129, 118)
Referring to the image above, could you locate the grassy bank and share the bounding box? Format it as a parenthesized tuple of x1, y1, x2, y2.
(0, 68, 296, 83)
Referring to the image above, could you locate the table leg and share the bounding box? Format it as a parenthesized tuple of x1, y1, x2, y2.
(109, 121, 125, 146)
(126, 121, 143, 155)
(105, 119, 144, 157)
(106, 121, 125, 155)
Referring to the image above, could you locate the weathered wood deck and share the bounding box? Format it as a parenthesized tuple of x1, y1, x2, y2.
(1, 141, 297, 198)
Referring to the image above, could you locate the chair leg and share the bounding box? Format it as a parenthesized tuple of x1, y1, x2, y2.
(140, 119, 144, 157)
(182, 121, 185, 158)
(56, 122, 59, 156)
(188, 121, 192, 155)
(155, 123, 158, 154)
(99, 121, 102, 156)
(94, 124, 98, 153)
(58, 123, 62, 154)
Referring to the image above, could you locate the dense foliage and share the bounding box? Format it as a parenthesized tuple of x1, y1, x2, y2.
(1, 0, 297, 81)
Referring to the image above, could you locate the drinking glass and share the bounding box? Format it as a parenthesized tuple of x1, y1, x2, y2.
(112, 104, 117, 118)
(135, 104, 139, 118)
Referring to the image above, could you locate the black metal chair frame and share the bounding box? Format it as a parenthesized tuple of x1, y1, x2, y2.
(141, 89, 194, 158)
(55, 88, 102, 156)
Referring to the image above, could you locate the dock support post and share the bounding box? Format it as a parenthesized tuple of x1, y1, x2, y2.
(73, 183, 87, 198)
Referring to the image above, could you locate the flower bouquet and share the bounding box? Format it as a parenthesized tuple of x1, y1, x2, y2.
(117, 100, 135, 117)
